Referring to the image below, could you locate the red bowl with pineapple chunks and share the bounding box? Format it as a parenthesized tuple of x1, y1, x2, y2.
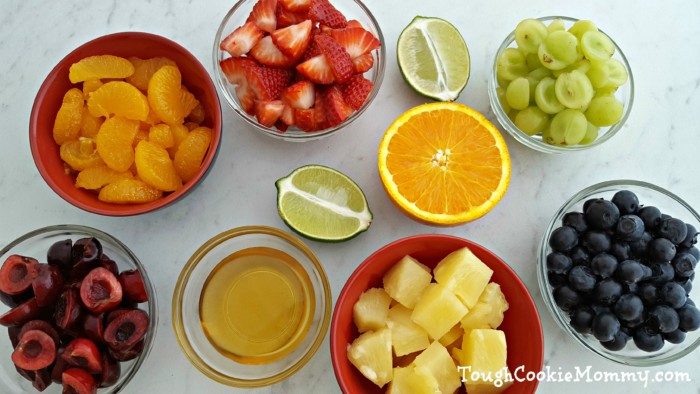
(331, 234, 544, 394)
(29, 32, 222, 216)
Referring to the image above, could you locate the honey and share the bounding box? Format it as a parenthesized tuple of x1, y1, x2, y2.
(199, 246, 315, 365)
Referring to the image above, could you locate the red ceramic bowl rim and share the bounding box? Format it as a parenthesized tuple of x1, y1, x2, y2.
(330, 233, 544, 393)
(29, 31, 222, 216)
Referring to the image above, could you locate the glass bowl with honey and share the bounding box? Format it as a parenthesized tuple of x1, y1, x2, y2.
(171, 226, 332, 387)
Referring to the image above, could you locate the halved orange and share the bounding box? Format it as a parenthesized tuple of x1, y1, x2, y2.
(378, 102, 511, 225)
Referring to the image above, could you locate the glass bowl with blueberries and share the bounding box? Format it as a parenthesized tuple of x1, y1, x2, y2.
(537, 180, 699, 366)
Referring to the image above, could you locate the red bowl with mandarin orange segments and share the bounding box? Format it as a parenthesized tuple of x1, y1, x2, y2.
(30, 32, 222, 216)
(331, 234, 544, 393)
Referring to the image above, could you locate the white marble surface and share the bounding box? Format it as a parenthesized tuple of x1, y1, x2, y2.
(1, 0, 699, 393)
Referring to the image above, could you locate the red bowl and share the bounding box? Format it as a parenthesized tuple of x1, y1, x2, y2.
(331, 234, 544, 393)
(29, 32, 222, 216)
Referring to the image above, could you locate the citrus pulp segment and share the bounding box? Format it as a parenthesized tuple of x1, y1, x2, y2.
(378, 102, 511, 225)
(275, 165, 372, 242)
(397, 16, 470, 102)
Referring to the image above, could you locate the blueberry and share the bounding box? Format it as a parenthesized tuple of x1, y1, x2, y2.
(590, 253, 618, 278)
(547, 252, 573, 275)
(637, 206, 662, 231)
(585, 199, 620, 230)
(660, 282, 687, 309)
(647, 238, 676, 262)
(629, 232, 653, 259)
(649, 262, 675, 286)
(568, 266, 597, 292)
(563, 212, 588, 233)
(553, 285, 581, 312)
(616, 260, 647, 283)
(610, 241, 631, 261)
(686, 299, 696, 307)
(580, 230, 611, 255)
(663, 329, 686, 344)
(594, 279, 623, 306)
(647, 305, 680, 333)
(677, 277, 692, 295)
(615, 215, 645, 241)
(569, 307, 595, 334)
(679, 224, 698, 249)
(583, 197, 604, 214)
(611, 190, 639, 215)
(591, 303, 612, 315)
(601, 329, 630, 351)
(568, 246, 590, 267)
(613, 293, 644, 322)
(681, 246, 700, 261)
(592, 312, 621, 342)
(677, 304, 700, 332)
(672, 252, 697, 278)
(633, 325, 665, 352)
(549, 226, 578, 252)
(548, 273, 568, 288)
(638, 283, 659, 305)
(657, 218, 688, 245)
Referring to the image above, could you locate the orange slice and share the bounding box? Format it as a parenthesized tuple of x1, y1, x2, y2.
(60, 138, 104, 171)
(87, 81, 150, 121)
(134, 140, 182, 192)
(69, 55, 135, 83)
(377, 102, 511, 225)
(75, 165, 133, 190)
(53, 88, 84, 145)
(95, 116, 140, 172)
(98, 179, 163, 204)
(173, 126, 212, 182)
(148, 65, 187, 124)
(127, 56, 177, 91)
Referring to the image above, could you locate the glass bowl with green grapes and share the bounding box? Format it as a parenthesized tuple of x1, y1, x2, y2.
(488, 16, 634, 153)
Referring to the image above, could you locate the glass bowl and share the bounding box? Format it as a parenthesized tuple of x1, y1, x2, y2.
(538, 180, 700, 366)
(0, 225, 158, 393)
(172, 226, 331, 387)
(213, 0, 385, 141)
(488, 16, 634, 153)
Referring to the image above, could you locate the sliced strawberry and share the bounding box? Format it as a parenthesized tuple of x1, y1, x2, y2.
(319, 24, 335, 35)
(247, 0, 278, 33)
(346, 19, 363, 29)
(220, 21, 265, 57)
(296, 55, 334, 84)
(279, 0, 311, 12)
(236, 84, 256, 114)
(275, 120, 289, 132)
(308, 0, 347, 29)
(282, 80, 315, 109)
(271, 20, 312, 59)
(247, 66, 293, 101)
(330, 27, 381, 58)
(322, 85, 353, 127)
(301, 30, 322, 61)
(279, 104, 296, 125)
(314, 88, 329, 129)
(294, 108, 315, 131)
(314, 34, 353, 83)
(339, 75, 373, 110)
(275, 6, 308, 28)
(352, 52, 374, 74)
(219, 57, 259, 113)
(250, 36, 296, 68)
(255, 100, 285, 126)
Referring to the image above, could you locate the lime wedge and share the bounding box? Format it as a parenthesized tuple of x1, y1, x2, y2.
(275, 165, 372, 242)
(397, 16, 470, 101)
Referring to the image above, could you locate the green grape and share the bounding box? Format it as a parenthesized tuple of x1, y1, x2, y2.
(581, 30, 615, 61)
(515, 19, 549, 54)
(525, 53, 542, 70)
(547, 18, 566, 33)
(584, 96, 624, 126)
(555, 70, 594, 110)
(497, 73, 510, 89)
(550, 109, 588, 145)
(506, 77, 530, 110)
(594, 86, 618, 98)
(541, 121, 558, 145)
(497, 48, 529, 81)
(496, 86, 511, 113)
(538, 31, 579, 70)
(579, 122, 600, 144)
(534, 77, 566, 114)
(515, 106, 550, 135)
(605, 59, 628, 87)
(526, 68, 550, 102)
(553, 59, 591, 77)
(507, 109, 519, 123)
(568, 20, 598, 41)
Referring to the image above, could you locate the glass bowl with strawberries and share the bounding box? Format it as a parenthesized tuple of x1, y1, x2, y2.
(214, 0, 385, 141)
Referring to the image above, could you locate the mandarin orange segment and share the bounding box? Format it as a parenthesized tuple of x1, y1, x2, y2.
(98, 179, 163, 204)
(127, 56, 177, 91)
(53, 88, 84, 145)
(60, 138, 104, 171)
(174, 126, 212, 182)
(148, 65, 187, 124)
(143, 109, 161, 125)
(82, 79, 103, 98)
(188, 103, 206, 124)
(148, 124, 175, 148)
(75, 165, 133, 190)
(95, 116, 140, 172)
(87, 81, 150, 121)
(168, 123, 190, 158)
(69, 55, 135, 83)
(80, 107, 104, 138)
(135, 140, 182, 191)
(133, 129, 149, 147)
(179, 88, 200, 119)
(184, 121, 200, 131)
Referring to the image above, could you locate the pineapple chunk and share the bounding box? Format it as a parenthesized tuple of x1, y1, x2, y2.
(456, 329, 512, 394)
(383, 255, 432, 309)
(411, 283, 468, 340)
(461, 283, 509, 329)
(439, 324, 464, 347)
(387, 304, 430, 356)
(387, 365, 440, 394)
(353, 287, 392, 333)
(347, 328, 393, 388)
(414, 341, 462, 394)
(433, 247, 493, 308)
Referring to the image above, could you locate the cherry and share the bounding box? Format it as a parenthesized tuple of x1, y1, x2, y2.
(108, 339, 144, 361)
(11, 329, 56, 370)
(51, 346, 67, 383)
(103, 309, 149, 351)
(9, 325, 21, 347)
(32, 368, 52, 392)
(80, 267, 123, 314)
(62, 338, 103, 374)
(62, 368, 97, 394)
(99, 254, 119, 277)
(0, 288, 34, 308)
(54, 289, 82, 330)
(106, 308, 130, 325)
(119, 269, 148, 303)
(98, 352, 121, 388)
(18, 320, 60, 346)
(0, 297, 42, 327)
(32, 264, 64, 307)
(16, 365, 35, 383)
(0, 254, 39, 295)
(69, 238, 102, 280)
(81, 313, 105, 344)
(47, 239, 73, 270)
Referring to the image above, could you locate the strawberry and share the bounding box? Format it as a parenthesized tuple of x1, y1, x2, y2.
(280, 104, 296, 125)
(322, 85, 353, 127)
(279, 0, 311, 12)
(314, 34, 353, 83)
(313, 89, 329, 129)
(250, 36, 295, 68)
(352, 52, 374, 74)
(271, 20, 313, 59)
(339, 75, 373, 110)
(220, 21, 265, 57)
(294, 108, 317, 131)
(247, 0, 278, 33)
(330, 27, 380, 58)
(255, 100, 285, 126)
(236, 84, 256, 114)
(275, 120, 289, 132)
(220, 58, 259, 113)
(275, 6, 308, 28)
(301, 28, 322, 61)
(247, 64, 293, 101)
(308, 0, 347, 29)
(296, 55, 334, 84)
(282, 80, 315, 109)
(346, 19, 363, 29)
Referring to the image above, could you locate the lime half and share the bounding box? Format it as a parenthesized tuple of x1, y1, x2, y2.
(397, 16, 470, 101)
(275, 165, 372, 242)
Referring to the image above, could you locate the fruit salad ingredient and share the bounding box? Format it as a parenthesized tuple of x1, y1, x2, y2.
(69, 55, 135, 84)
(347, 328, 393, 388)
(353, 288, 391, 333)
